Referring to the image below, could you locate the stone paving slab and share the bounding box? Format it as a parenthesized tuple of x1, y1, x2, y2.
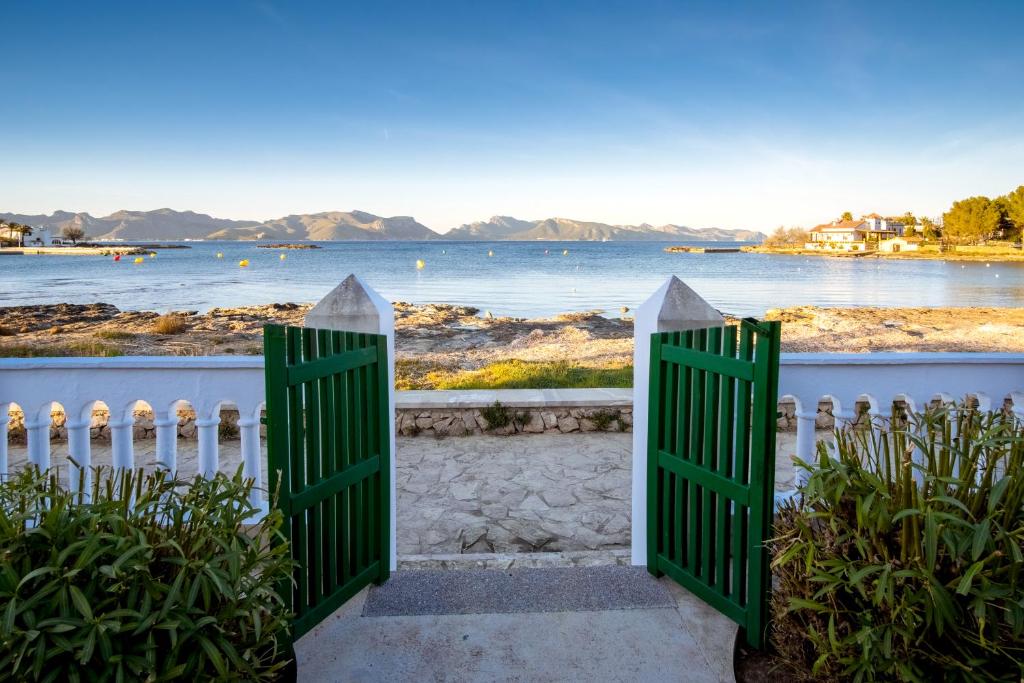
(363, 566, 675, 617)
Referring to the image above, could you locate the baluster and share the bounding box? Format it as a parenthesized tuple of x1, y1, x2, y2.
(238, 414, 264, 511)
(108, 414, 135, 470)
(25, 407, 52, 472)
(66, 417, 93, 495)
(154, 414, 178, 472)
(0, 404, 9, 480)
(1012, 393, 1024, 427)
(831, 399, 857, 456)
(793, 406, 817, 488)
(196, 413, 220, 477)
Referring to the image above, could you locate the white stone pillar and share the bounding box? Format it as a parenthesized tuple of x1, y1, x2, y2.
(108, 416, 135, 470)
(238, 415, 263, 510)
(196, 415, 220, 478)
(305, 274, 397, 571)
(631, 276, 724, 566)
(1012, 393, 1024, 427)
(65, 417, 92, 494)
(831, 404, 857, 456)
(154, 415, 178, 472)
(0, 404, 9, 480)
(793, 408, 818, 488)
(26, 411, 51, 472)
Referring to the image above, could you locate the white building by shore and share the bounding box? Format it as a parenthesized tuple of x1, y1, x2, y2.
(804, 213, 907, 252)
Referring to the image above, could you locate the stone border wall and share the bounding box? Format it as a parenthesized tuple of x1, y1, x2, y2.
(397, 406, 633, 437)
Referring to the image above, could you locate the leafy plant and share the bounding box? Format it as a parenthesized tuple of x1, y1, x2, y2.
(770, 404, 1024, 681)
(0, 466, 294, 681)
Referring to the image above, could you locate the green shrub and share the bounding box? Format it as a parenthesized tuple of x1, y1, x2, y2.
(480, 401, 512, 430)
(590, 409, 617, 431)
(770, 405, 1024, 681)
(0, 467, 294, 681)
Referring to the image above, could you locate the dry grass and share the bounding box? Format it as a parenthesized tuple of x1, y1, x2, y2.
(0, 325, 15, 337)
(152, 314, 189, 335)
(0, 341, 123, 358)
(95, 329, 137, 341)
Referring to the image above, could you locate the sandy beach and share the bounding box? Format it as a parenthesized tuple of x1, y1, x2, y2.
(1, 302, 1021, 388)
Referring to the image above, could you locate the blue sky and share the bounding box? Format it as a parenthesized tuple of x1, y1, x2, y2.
(2, 0, 1022, 232)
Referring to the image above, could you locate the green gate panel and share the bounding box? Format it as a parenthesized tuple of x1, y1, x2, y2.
(646, 319, 781, 648)
(264, 324, 391, 641)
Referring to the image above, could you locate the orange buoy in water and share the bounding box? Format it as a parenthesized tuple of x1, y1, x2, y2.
(239, 259, 249, 267)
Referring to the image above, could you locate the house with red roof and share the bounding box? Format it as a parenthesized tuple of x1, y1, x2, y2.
(804, 214, 906, 252)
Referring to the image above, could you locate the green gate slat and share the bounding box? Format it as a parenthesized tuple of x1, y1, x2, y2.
(302, 328, 324, 608)
(263, 323, 392, 642)
(285, 326, 308, 617)
(717, 326, 738, 596)
(647, 319, 780, 650)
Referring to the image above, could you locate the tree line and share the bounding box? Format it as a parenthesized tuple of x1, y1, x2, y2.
(765, 184, 1023, 246)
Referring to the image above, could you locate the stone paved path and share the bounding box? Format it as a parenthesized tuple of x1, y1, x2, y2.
(7, 431, 806, 556)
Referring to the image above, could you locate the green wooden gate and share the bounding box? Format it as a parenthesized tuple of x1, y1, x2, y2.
(264, 324, 390, 640)
(647, 319, 781, 648)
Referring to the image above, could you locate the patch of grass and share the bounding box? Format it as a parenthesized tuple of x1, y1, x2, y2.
(152, 314, 188, 335)
(0, 341, 123, 358)
(395, 358, 457, 390)
(94, 329, 137, 340)
(421, 360, 633, 390)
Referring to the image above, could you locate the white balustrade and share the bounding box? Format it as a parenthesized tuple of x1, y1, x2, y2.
(2, 351, 1023, 536)
(0, 357, 267, 510)
(778, 352, 1024, 468)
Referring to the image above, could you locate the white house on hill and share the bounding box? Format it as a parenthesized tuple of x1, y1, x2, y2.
(805, 213, 907, 252)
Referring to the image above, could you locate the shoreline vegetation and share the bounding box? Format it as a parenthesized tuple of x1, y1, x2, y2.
(743, 243, 1024, 261)
(1, 302, 1021, 389)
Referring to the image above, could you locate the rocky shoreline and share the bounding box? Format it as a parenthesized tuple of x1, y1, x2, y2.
(1, 302, 1022, 376)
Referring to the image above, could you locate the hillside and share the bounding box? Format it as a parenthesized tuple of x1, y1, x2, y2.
(2, 209, 764, 242)
(205, 211, 438, 241)
(444, 216, 764, 242)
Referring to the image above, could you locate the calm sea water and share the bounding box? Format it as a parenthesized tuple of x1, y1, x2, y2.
(1, 241, 1022, 317)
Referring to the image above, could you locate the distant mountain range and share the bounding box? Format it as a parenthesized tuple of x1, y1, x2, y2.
(0, 208, 765, 243)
